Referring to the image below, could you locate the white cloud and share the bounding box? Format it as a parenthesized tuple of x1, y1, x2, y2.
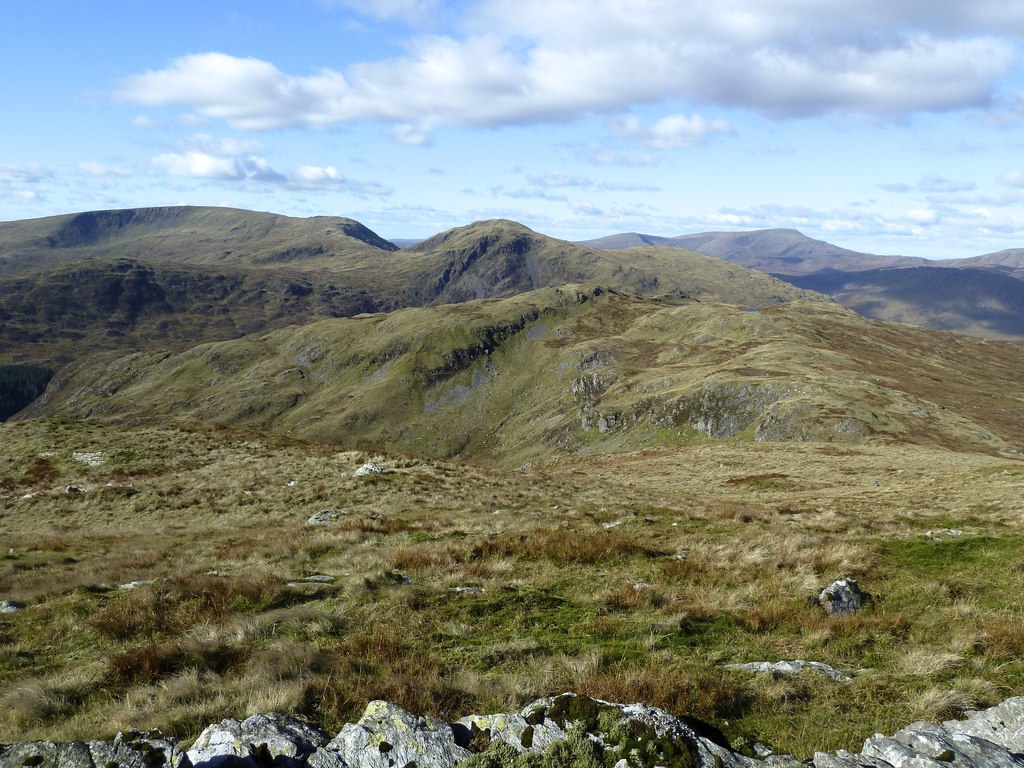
(612, 114, 733, 149)
(0, 163, 52, 201)
(147, 134, 390, 195)
(113, 2, 1020, 141)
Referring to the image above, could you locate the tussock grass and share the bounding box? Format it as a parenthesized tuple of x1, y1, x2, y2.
(3, 419, 1024, 758)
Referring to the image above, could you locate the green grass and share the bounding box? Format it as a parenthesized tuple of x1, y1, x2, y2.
(3, 419, 1024, 757)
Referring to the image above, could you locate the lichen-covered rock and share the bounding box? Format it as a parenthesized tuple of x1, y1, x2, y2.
(818, 579, 868, 616)
(8, 694, 1024, 768)
(187, 713, 327, 768)
(326, 700, 470, 768)
(0, 732, 188, 768)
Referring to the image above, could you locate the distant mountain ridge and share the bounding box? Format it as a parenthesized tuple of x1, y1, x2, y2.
(579, 228, 928, 275)
(580, 227, 1024, 338)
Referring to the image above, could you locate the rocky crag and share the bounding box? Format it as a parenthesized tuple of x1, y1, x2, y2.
(4, 692, 1024, 768)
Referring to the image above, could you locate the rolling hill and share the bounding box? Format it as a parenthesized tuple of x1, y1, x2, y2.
(0, 206, 398, 276)
(0, 209, 826, 369)
(23, 285, 1024, 464)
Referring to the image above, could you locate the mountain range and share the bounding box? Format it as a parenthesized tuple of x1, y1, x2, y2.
(579, 228, 1024, 338)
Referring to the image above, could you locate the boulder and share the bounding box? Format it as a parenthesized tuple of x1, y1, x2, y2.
(325, 700, 469, 768)
(187, 713, 328, 768)
(818, 579, 869, 616)
(353, 464, 384, 478)
(306, 510, 345, 527)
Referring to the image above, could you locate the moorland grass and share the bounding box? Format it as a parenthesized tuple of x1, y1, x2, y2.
(2, 419, 1024, 756)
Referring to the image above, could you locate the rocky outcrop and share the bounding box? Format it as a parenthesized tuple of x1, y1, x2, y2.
(5, 694, 1024, 768)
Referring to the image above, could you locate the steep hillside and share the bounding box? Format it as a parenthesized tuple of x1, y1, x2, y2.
(580, 228, 926, 274)
(0, 258, 388, 367)
(783, 266, 1024, 339)
(0, 206, 398, 276)
(23, 286, 1024, 462)
(400, 219, 823, 307)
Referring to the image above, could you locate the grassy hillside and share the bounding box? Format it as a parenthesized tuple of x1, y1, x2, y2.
(22, 286, 1024, 462)
(0, 212, 827, 371)
(0, 206, 398, 276)
(781, 266, 1024, 339)
(2, 418, 1023, 755)
(0, 258, 388, 368)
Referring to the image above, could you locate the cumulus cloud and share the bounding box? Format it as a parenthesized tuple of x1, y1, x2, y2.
(113, 2, 1020, 141)
(147, 134, 390, 195)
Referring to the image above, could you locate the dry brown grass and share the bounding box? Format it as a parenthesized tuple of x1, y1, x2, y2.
(3, 419, 1024, 757)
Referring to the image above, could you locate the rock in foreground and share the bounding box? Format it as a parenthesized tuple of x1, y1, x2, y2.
(4, 693, 1024, 768)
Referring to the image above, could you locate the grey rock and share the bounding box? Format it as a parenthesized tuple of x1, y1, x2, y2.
(0, 732, 188, 768)
(0, 741, 95, 768)
(305, 748, 349, 768)
(819, 578, 869, 616)
(306, 510, 345, 527)
(0, 600, 24, 613)
(65, 485, 85, 494)
(187, 713, 328, 768)
(354, 463, 384, 477)
(327, 700, 469, 768)
(727, 660, 852, 682)
(89, 732, 190, 768)
(944, 697, 1024, 752)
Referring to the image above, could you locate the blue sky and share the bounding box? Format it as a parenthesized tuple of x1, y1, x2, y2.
(3, 0, 1024, 258)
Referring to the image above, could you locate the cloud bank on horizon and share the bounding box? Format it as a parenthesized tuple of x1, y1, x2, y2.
(4, 0, 1024, 258)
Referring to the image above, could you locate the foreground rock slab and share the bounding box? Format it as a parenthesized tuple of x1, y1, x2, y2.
(4, 695, 1024, 768)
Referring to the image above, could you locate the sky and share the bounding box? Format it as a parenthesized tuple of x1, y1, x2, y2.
(3, 1, 1024, 258)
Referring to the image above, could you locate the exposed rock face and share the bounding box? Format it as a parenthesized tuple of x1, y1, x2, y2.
(5, 695, 1024, 768)
(818, 578, 869, 616)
